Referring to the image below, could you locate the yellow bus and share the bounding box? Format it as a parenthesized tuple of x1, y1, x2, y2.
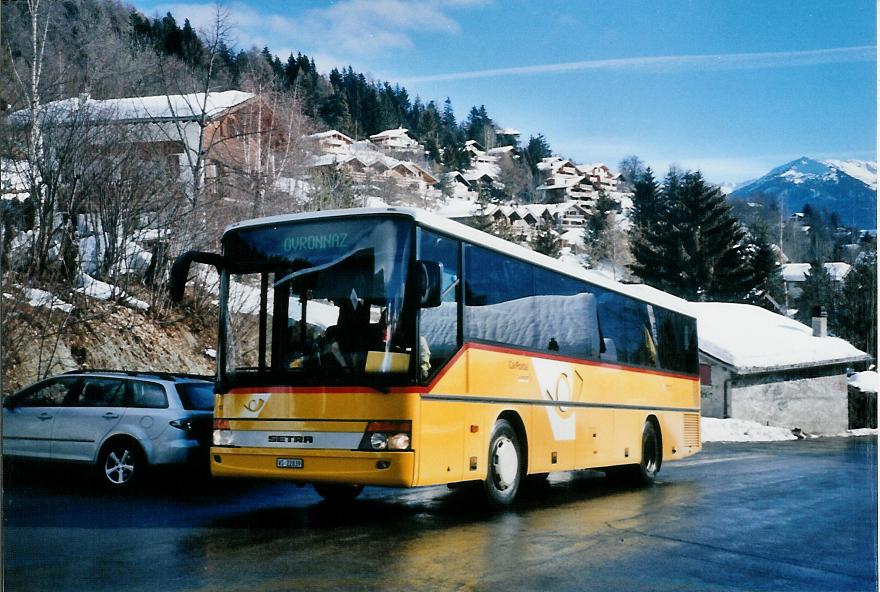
(171, 207, 701, 506)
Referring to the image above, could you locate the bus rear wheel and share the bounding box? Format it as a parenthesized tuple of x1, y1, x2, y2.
(631, 421, 661, 485)
(482, 419, 522, 507)
(313, 483, 364, 502)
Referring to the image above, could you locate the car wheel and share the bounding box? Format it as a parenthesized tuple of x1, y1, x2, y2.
(482, 419, 522, 507)
(98, 440, 144, 489)
(313, 482, 364, 502)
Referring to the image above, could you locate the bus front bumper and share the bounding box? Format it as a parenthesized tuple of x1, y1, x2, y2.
(210, 447, 415, 487)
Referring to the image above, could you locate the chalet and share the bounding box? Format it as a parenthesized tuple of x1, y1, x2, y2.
(305, 130, 355, 154)
(442, 171, 475, 200)
(369, 127, 423, 155)
(781, 262, 852, 300)
(9, 90, 283, 200)
(625, 284, 871, 434)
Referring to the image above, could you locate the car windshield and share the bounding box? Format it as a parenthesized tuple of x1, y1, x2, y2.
(221, 216, 415, 385)
(176, 383, 215, 410)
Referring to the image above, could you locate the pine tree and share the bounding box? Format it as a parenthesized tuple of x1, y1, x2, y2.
(837, 251, 877, 357)
(523, 134, 552, 176)
(741, 226, 785, 311)
(629, 169, 680, 294)
(629, 169, 756, 301)
(794, 261, 837, 327)
(583, 191, 616, 265)
(531, 226, 562, 258)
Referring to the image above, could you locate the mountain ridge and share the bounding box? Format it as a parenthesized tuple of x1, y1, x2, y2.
(729, 156, 877, 230)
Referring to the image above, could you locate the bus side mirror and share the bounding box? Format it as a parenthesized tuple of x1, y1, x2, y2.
(169, 250, 224, 302)
(417, 260, 443, 308)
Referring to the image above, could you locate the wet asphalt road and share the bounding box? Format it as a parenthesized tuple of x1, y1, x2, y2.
(3, 436, 877, 592)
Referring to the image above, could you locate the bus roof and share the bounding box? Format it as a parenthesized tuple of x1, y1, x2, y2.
(224, 207, 696, 320)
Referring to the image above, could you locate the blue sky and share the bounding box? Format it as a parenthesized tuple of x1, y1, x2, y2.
(131, 0, 876, 184)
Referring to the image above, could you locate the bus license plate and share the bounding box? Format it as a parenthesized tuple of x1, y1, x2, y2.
(277, 458, 303, 469)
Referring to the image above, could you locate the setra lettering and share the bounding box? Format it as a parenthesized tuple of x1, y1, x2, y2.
(268, 435, 314, 444)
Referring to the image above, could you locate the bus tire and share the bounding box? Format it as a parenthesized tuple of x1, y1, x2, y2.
(313, 482, 364, 502)
(482, 419, 522, 507)
(634, 421, 661, 485)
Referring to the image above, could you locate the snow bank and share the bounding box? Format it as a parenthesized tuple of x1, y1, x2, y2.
(702, 417, 878, 441)
(701, 417, 798, 442)
(840, 428, 879, 437)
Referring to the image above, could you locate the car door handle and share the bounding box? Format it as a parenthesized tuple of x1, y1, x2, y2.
(38, 412, 53, 421)
(102, 412, 120, 420)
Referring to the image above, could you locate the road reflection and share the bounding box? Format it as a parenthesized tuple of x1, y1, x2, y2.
(181, 472, 700, 591)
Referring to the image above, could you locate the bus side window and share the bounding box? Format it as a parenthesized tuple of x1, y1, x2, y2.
(418, 230, 461, 381)
(533, 267, 600, 359)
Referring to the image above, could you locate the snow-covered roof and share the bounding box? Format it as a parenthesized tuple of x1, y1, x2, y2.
(560, 228, 585, 244)
(443, 171, 471, 186)
(781, 262, 852, 282)
(496, 127, 520, 136)
(624, 284, 870, 373)
(537, 175, 585, 191)
(369, 127, 410, 140)
(11, 91, 256, 125)
(849, 371, 879, 393)
(307, 130, 354, 143)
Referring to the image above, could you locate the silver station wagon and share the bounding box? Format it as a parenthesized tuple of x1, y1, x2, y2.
(2, 371, 214, 488)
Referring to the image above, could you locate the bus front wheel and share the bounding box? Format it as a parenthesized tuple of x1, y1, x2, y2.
(314, 482, 364, 502)
(482, 419, 522, 507)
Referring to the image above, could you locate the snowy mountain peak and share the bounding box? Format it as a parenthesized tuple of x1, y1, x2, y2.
(729, 156, 878, 230)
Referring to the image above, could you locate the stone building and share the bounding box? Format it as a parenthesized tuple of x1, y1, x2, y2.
(625, 286, 871, 434)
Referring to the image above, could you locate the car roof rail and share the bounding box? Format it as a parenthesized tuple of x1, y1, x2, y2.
(62, 369, 213, 382)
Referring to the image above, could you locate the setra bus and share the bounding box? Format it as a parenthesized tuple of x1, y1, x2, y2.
(170, 207, 701, 506)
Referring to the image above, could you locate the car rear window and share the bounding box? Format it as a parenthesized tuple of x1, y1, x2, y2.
(176, 383, 215, 411)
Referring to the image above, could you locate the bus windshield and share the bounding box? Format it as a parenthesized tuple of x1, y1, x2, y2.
(220, 216, 414, 385)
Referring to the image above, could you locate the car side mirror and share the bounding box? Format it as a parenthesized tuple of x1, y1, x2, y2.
(417, 260, 443, 308)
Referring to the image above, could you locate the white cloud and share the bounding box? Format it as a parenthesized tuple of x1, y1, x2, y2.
(144, 0, 484, 64)
(398, 46, 876, 83)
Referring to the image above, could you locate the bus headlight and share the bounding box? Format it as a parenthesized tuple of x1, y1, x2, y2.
(387, 433, 410, 450)
(370, 433, 388, 450)
(213, 419, 233, 446)
(359, 421, 411, 452)
(213, 430, 233, 446)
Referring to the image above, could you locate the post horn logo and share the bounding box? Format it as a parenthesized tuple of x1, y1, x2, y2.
(244, 398, 266, 413)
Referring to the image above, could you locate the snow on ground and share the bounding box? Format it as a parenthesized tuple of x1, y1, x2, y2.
(842, 428, 879, 437)
(701, 417, 798, 442)
(702, 417, 878, 442)
(849, 370, 878, 393)
(19, 287, 74, 314)
(76, 274, 150, 310)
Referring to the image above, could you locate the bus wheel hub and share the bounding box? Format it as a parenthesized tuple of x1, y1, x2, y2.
(493, 437, 518, 489)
